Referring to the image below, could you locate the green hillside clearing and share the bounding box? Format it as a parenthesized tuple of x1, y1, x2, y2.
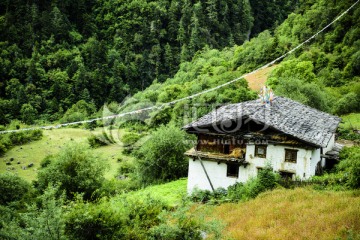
(0, 128, 128, 181)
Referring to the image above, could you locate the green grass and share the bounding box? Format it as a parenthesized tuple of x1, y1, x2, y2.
(0, 127, 131, 182)
(340, 113, 360, 129)
(124, 178, 187, 207)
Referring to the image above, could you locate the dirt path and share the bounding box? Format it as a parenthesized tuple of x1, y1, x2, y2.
(244, 65, 277, 91)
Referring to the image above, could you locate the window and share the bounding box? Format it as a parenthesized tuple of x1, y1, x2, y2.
(227, 163, 239, 178)
(254, 145, 267, 158)
(279, 171, 294, 180)
(285, 149, 298, 163)
(224, 144, 230, 154)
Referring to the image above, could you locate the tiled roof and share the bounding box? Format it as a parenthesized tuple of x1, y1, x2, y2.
(183, 97, 341, 148)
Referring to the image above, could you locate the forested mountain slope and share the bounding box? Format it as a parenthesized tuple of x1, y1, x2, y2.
(0, 0, 359, 127)
(0, 0, 295, 125)
(121, 0, 360, 128)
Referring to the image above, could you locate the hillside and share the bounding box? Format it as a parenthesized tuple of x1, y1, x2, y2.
(0, 0, 296, 124)
(0, 128, 129, 181)
(116, 0, 360, 129)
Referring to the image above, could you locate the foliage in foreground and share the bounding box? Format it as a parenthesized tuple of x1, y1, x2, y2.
(36, 143, 108, 200)
(0, 173, 31, 206)
(0, 189, 221, 240)
(134, 124, 192, 185)
(0, 186, 67, 240)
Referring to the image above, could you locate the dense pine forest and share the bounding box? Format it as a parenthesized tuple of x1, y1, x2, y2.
(0, 0, 296, 124)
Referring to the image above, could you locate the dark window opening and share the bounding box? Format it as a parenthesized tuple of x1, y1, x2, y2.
(285, 149, 298, 163)
(224, 144, 230, 154)
(279, 171, 294, 180)
(255, 145, 267, 158)
(227, 163, 239, 178)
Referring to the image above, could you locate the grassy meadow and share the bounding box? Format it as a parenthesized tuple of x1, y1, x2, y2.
(124, 178, 188, 207)
(0, 127, 129, 181)
(199, 188, 360, 240)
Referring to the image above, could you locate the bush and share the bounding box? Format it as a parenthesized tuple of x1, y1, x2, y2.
(36, 143, 108, 200)
(65, 199, 126, 240)
(227, 165, 278, 201)
(60, 100, 96, 123)
(118, 159, 135, 178)
(0, 173, 31, 205)
(121, 132, 141, 146)
(87, 134, 108, 148)
(0, 186, 67, 240)
(189, 187, 228, 204)
(65, 195, 166, 240)
(20, 103, 38, 125)
(337, 146, 360, 189)
(40, 155, 54, 168)
(190, 189, 213, 203)
(134, 124, 191, 185)
(334, 92, 360, 115)
(337, 127, 360, 141)
(148, 202, 222, 240)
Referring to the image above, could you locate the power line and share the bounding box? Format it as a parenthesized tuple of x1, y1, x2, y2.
(1, 0, 359, 135)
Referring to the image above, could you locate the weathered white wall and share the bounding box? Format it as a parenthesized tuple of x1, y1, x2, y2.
(187, 159, 245, 193)
(310, 148, 321, 174)
(245, 144, 314, 180)
(187, 144, 322, 193)
(324, 134, 335, 153)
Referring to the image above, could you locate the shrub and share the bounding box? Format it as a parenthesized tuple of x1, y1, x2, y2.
(334, 92, 360, 115)
(0, 173, 31, 205)
(87, 134, 108, 148)
(65, 199, 126, 240)
(118, 159, 135, 178)
(337, 127, 360, 141)
(20, 103, 38, 125)
(134, 124, 191, 185)
(37, 143, 108, 200)
(0, 129, 43, 156)
(121, 132, 141, 146)
(227, 165, 278, 201)
(65, 195, 166, 240)
(120, 132, 142, 154)
(84, 120, 97, 130)
(0, 186, 67, 240)
(0, 142, 8, 156)
(148, 202, 222, 240)
(190, 189, 213, 203)
(337, 146, 360, 189)
(40, 155, 54, 168)
(60, 100, 96, 123)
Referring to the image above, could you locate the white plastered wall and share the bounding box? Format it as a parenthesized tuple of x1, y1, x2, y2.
(187, 143, 322, 193)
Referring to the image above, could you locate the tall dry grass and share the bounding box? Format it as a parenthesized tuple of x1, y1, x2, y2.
(206, 188, 360, 240)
